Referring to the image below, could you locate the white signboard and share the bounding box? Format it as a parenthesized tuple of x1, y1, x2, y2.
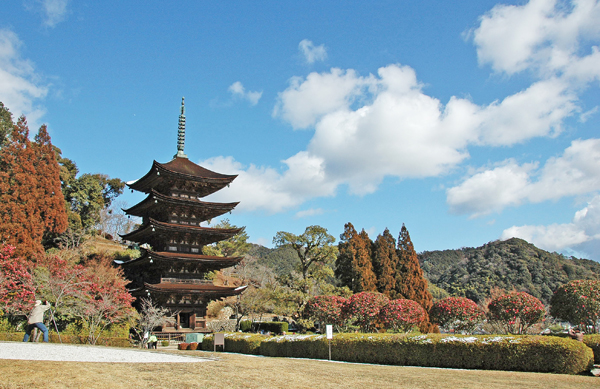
(326, 325, 333, 339)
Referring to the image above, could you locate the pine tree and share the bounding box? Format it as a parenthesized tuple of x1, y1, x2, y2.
(335, 223, 377, 292)
(373, 228, 398, 298)
(0, 115, 67, 258)
(395, 224, 436, 332)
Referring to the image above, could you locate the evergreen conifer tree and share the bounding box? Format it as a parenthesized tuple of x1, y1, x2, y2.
(373, 228, 398, 298)
(335, 223, 377, 292)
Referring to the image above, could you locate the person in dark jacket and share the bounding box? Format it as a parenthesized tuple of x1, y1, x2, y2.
(23, 300, 51, 342)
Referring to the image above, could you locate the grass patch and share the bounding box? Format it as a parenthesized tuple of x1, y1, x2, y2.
(0, 349, 597, 389)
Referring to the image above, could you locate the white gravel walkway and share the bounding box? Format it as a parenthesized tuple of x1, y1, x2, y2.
(0, 341, 212, 363)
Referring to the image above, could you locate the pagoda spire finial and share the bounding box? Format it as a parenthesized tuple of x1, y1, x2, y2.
(176, 97, 187, 158)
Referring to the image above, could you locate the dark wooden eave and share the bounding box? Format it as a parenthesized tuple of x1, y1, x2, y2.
(137, 282, 247, 297)
(123, 190, 239, 221)
(120, 218, 242, 247)
(119, 250, 243, 271)
(127, 157, 237, 196)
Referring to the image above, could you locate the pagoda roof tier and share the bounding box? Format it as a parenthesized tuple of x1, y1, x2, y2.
(123, 190, 239, 222)
(119, 250, 243, 271)
(120, 218, 242, 247)
(136, 282, 247, 297)
(127, 157, 237, 197)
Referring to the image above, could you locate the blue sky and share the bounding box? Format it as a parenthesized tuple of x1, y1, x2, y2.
(2, 0, 600, 260)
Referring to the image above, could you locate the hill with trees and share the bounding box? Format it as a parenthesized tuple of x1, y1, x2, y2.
(419, 238, 600, 304)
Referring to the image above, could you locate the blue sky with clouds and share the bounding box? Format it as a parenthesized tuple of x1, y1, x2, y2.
(2, 0, 599, 260)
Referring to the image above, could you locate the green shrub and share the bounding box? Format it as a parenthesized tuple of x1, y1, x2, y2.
(239, 320, 252, 332)
(161, 340, 169, 347)
(262, 333, 593, 375)
(201, 333, 267, 355)
(583, 334, 600, 364)
(252, 321, 288, 334)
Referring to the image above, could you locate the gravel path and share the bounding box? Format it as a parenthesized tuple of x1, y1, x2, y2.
(0, 341, 212, 363)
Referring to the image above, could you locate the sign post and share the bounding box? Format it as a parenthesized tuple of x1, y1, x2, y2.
(326, 325, 333, 361)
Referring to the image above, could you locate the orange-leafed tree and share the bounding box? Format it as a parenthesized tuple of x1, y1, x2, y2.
(34, 125, 68, 238)
(373, 228, 399, 298)
(0, 112, 67, 258)
(395, 224, 436, 332)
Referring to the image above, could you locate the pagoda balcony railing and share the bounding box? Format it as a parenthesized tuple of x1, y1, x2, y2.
(161, 277, 213, 285)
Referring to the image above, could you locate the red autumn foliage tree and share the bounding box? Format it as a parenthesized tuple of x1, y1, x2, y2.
(0, 114, 67, 258)
(0, 244, 35, 315)
(75, 255, 135, 344)
(373, 228, 399, 298)
(343, 291, 389, 332)
(429, 296, 485, 334)
(550, 280, 600, 333)
(379, 299, 426, 332)
(305, 295, 347, 330)
(487, 292, 545, 334)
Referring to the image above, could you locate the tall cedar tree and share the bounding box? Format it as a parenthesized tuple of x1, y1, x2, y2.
(0, 102, 13, 148)
(34, 125, 68, 236)
(335, 223, 377, 292)
(373, 228, 399, 298)
(356, 229, 377, 292)
(0, 116, 67, 258)
(395, 224, 436, 332)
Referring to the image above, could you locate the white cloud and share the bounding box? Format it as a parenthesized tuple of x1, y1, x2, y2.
(446, 160, 536, 217)
(25, 0, 70, 28)
(198, 155, 337, 214)
(228, 81, 262, 106)
(0, 29, 48, 127)
(447, 138, 600, 216)
(473, 0, 600, 79)
(501, 194, 600, 259)
(273, 68, 370, 129)
(299, 39, 327, 64)
(295, 208, 324, 219)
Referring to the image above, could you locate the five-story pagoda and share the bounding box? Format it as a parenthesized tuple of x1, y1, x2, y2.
(119, 98, 246, 332)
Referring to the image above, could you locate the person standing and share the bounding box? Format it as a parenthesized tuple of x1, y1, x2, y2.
(23, 300, 51, 343)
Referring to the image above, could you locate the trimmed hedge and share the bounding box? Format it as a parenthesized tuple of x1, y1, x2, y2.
(261, 333, 593, 375)
(1, 332, 131, 348)
(252, 321, 288, 334)
(239, 320, 252, 332)
(201, 333, 267, 355)
(583, 334, 600, 364)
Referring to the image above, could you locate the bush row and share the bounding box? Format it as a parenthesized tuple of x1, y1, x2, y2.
(238, 321, 288, 334)
(0, 332, 131, 347)
(583, 334, 600, 364)
(197, 333, 594, 375)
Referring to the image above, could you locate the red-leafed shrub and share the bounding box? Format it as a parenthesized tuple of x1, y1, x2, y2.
(178, 342, 189, 350)
(343, 292, 389, 332)
(188, 342, 198, 350)
(305, 295, 347, 330)
(379, 299, 426, 332)
(488, 292, 545, 334)
(551, 280, 600, 333)
(0, 244, 35, 315)
(430, 297, 485, 334)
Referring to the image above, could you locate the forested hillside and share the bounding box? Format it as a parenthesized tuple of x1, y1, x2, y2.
(419, 238, 600, 304)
